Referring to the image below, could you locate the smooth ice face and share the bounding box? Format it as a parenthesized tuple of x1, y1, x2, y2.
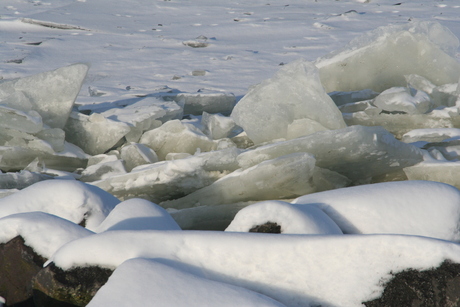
(161, 152, 318, 209)
(316, 21, 460, 92)
(237, 125, 424, 182)
(402, 128, 460, 143)
(201, 112, 237, 140)
(231, 59, 346, 144)
(0, 106, 43, 134)
(120, 143, 158, 172)
(64, 111, 131, 155)
(225, 200, 343, 235)
(173, 92, 236, 116)
(0, 64, 89, 129)
(404, 161, 460, 190)
(293, 180, 460, 242)
(139, 119, 217, 160)
(373, 87, 432, 114)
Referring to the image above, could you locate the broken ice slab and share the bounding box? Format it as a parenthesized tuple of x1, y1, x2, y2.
(404, 161, 460, 190)
(231, 59, 346, 144)
(64, 111, 131, 155)
(80, 155, 127, 183)
(329, 89, 379, 106)
(0, 170, 51, 190)
(343, 112, 460, 139)
(35, 128, 66, 152)
(316, 21, 460, 93)
(161, 153, 349, 210)
(0, 142, 88, 172)
(101, 97, 183, 142)
(405, 74, 436, 94)
(0, 106, 43, 134)
(201, 112, 238, 140)
(402, 128, 460, 143)
(139, 119, 219, 160)
(0, 63, 89, 129)
(92, 147, 241, 202)
(120, 143, 158, 172)
(174, 92, 236, 116)
(237, 125, 424, 183)
(373, 87, 432, 114)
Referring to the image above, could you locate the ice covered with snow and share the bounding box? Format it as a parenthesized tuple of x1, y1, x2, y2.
(0, 211, 93, 258)
(402, 128, 460, 143)
(316, 21, 460, 93)
(373, 86, 432, 114)
(0, 180, 119, 231)
(49, 230, 460, 307)
(226, 200, 343, 235)
(231, 59, 346, 144)
(201, 112, 238, 140)
(87, 258, 285, 307)
(293, 180, 460, 241)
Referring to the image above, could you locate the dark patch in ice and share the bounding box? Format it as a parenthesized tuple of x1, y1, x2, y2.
(249, 222, 282, 233)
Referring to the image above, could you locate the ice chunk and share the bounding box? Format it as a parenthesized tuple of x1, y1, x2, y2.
(0, 106, 43, 134)
(94, 198, 181, 232)
(0, 170, 50, 190)
(120, 143, 158, 172)
(402, 128, 460, 143)
(404, 161, 460, 190)
(237, 125, 424, 182)
(404, 74, 436, 94)
(161, 153, 318, 209)
(170, 92, 236, 115)
(101, 97, 183, 142)
(226, 200, 343, 235)
(201, 112, 237, 140)
(93, 148, 240, 202)
(316, 21, 460, 92)
(35, 128, 65, 152)
(343, 112, 457, 139)
(0, 64, 89, 128)
(431, 82, 459, 108)
(80, 156, 127, 183)
(373, 87, 432, 114)
(64, 111, 131, 155)
(231, 59, 346, 144)
(139, 119, 216, 160)
(293, 180, 460, 241)
(338, 100, 373, 113)
(329, 89, 379, 106)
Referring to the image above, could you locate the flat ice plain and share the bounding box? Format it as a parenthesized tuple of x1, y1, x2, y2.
(2, 1, 460, 306)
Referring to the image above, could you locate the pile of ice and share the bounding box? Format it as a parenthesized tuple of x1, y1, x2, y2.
(3, 20, 460, 306)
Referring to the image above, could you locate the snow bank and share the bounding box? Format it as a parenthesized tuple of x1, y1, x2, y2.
(49, 231, 460, 307)
(293, 180, 460, 241)
(0, 180, 120, 231)
(87, 258, 285, 307)
(316, 21, 460, 92)
(94, 198, 181, 232)
(231, 59, 346, 144)
(225, 200, 343, 235)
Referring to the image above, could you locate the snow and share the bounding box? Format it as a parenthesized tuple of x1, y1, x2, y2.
(2, 0, 460, 306)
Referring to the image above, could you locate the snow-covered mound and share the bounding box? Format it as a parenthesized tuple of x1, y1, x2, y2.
(293, 180, 460, 241)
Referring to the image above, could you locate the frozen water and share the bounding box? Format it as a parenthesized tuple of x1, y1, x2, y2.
(201, 112, 237, 140)
(329, 89, 379, 106)
(293, 180, 460, 241)
(373, 87, 432, 114)
(87, 258, 285, 307)
(120, 143, 158, 172)
(94, 198, 181, 232)
(0, 64, 89, 129)
(80, 157, 126, 183)
(171, 92, 236, 116)
(402, 128, 460, 143)
(93, 148, 240, 202)
(64, 111, 131, 155)
(316, 21, 460, 92)
(237, 125, 424, 183)
(0, 170, 50, 190)
(139, 119, 217, 160)
(0, 105, 42, 134)
(405, 74, 436, 94)
(161, 153, 318, 209)
(231, 59, 346, 144)
(226, 200, 343, 235)
(404, 162, 460, 190)
(0, 180, 119, 231)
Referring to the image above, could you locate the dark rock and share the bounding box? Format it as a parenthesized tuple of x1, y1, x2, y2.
(0, 236, 46, 306)
(32, 263, 113, 307)
(249, 222, 281, 233)
(364, 260, 460, 307)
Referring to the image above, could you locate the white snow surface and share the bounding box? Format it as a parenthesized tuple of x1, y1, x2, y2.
(87, 258, 286, 307)
(0, 180, 120, 231)
(292, 180, 460, 241)
(49, 230, 460, 307)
